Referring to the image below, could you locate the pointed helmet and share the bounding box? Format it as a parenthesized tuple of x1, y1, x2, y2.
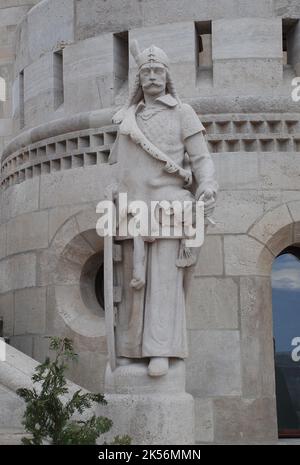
(130, 40, 169, 69)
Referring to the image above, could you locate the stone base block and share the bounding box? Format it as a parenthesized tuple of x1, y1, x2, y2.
(102, 391, 195, 445)
(102, 360, 195, 445)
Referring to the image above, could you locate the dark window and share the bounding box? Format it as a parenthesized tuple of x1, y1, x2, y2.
(195, 21, 212, 71)
(113, 31, 129, 97)
(53, 50, 64, 109)
(282, 18, 298, 67)
(95, 262, 105, 310)
(19, 70, 24, 129)
(272, 246, 300, 437)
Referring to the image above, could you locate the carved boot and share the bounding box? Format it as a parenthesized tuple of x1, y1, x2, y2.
(148, 357, 169, 377)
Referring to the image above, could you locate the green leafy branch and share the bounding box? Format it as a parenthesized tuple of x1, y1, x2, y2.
(17, 337, 130, 445)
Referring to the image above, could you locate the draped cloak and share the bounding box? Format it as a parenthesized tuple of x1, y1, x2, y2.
(109, 94, 217, 358)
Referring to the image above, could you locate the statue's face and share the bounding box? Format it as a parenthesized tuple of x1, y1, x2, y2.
(139, 62, 167, 97)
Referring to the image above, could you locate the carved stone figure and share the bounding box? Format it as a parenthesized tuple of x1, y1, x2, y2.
(107, 41, 218, 377)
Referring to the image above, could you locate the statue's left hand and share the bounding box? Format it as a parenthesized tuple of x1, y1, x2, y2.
(196, 188, 217, 217)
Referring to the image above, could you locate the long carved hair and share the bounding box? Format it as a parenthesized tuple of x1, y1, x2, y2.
(112, 67, 181, 124)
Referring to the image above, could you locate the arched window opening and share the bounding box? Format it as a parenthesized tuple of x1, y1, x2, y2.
(272, 245, 300, 438)
(79, 250, 105, 315)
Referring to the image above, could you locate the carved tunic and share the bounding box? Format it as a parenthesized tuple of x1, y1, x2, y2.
(110, 94, 214, 206)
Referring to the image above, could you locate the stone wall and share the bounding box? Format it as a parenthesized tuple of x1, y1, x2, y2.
(1, 0, 300, 444)
(9, 0, 300, 132)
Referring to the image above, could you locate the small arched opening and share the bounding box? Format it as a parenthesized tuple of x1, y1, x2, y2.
(51, 210, 107, 339)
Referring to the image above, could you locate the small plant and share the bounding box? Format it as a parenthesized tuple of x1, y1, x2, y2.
(16, 337, 130, 445)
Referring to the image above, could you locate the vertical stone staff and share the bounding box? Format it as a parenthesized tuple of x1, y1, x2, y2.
(104, 189, 116, 372)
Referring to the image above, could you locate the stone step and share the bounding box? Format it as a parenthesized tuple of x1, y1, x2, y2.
(0, 429, 27, 445)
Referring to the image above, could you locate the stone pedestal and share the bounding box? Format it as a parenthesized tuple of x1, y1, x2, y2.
(102, 359, 195, 445)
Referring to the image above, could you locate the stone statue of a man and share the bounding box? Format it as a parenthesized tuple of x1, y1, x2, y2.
(108, 41, 218, 377)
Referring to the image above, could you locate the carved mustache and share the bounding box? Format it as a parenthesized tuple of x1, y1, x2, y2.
(143, 82, 163, 88)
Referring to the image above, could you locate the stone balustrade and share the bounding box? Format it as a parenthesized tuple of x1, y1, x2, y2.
(1, 126, 117, 189)
(2, 112, 300, 189)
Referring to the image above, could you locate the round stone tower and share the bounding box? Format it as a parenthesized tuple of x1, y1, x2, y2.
(1, 0, 300, 443)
